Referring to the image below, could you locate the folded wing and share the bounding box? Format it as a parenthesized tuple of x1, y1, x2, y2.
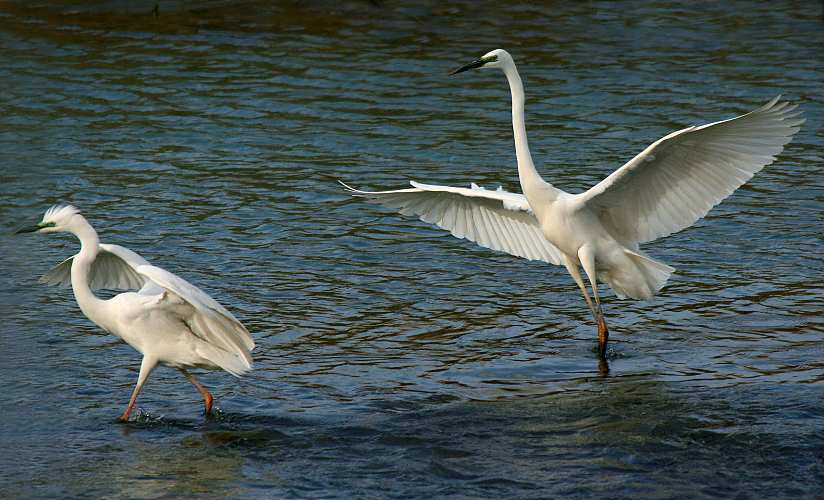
(42, 242, 254, 375)
(136, 264, 255, 375)
(580, 96, 804, 244)
(340, 180, 563, 265)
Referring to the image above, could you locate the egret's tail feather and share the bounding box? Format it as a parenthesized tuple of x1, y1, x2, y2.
(607, 249, 674, 300)
(194, 342, 253, 377)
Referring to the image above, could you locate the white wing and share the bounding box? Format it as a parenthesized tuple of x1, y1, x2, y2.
(340, 180, 563, 265)
(136, 264, 255, 374)
(580, 96, 804, 244)
(40, 243, 154, 291)
(42, 243, 254, 375)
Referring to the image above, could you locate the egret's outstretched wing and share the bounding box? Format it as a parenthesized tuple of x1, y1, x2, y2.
(580, 96, 803, 244)
(40, 244, 153, 291)
(340, 180, 563, 265)
(135, 264, 254, 375)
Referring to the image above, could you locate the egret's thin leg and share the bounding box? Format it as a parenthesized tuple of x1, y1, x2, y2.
(563, 255, 597, 318)
(179, 368, 214, 415)
(579, 246, 609, 358)
(117, 356, 157, 423)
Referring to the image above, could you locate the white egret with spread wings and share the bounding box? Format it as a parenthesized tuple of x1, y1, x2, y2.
(341, 49, 803, 359)
(17, 205, 254, 421)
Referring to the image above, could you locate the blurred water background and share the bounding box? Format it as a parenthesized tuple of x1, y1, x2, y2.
(0, 1, 822, 497)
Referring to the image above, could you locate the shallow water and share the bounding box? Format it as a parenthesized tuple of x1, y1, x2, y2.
(1, 1, 822, 497)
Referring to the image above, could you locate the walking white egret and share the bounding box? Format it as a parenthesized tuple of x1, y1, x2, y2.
(16, 205, 255, 421)
(341, 49, 803, 360)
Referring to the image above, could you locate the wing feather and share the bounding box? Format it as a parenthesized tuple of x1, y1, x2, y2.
(40, 244, 152, 291)
(340, 180, 563, 266)
(580, 96, 803, 244)
(40, 241, 253, 375)
(135, 264, 255, 364)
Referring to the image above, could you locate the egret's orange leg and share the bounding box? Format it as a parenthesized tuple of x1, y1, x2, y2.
(579, 246, 609, 360)
(179, 368, 214, 415)
(117, 356, 157, 423)
(563, 255, 610, 363)
(563, 255, 598, 315)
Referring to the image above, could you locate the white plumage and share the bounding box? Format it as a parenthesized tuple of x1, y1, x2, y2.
(42, 244, 155, 293)
(581, 96, 802, 244)
(340, 180, 563, 265)
(19, 205, 254, 421)
(342, 49, 803, 359)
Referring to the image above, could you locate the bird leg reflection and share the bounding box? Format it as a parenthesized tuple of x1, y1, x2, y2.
(179, 368, 214, 415)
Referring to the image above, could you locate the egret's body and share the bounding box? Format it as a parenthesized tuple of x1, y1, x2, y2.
(342, 49, 803, 359)
(18, 205, 254, 421)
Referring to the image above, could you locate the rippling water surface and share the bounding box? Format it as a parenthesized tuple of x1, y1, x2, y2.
(1, 1, 822, 497)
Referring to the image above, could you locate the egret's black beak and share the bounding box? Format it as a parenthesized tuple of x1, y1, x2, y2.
(14, 224, 41, 235)
(450, 58, 486, 75)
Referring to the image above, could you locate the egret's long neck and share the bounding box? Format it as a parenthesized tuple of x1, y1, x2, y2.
(69, 217, 107, 324)
(503, 62, 557, 201)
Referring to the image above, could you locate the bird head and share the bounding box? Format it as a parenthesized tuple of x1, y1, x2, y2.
(15, 204, 82, 235)
(450, 49, 512, 75)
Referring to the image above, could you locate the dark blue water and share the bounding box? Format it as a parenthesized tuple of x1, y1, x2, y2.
(1, 1, 822, 497)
